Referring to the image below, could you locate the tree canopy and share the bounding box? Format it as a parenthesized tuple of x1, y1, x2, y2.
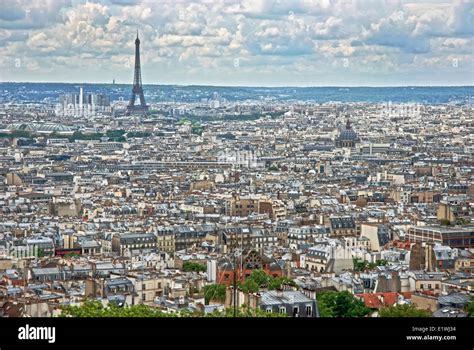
(204, 305, 286, 318)
(353, 258, 388, 272)
(203, 283, 227, 304)
(127, 131, 152, 138)
(191, 122, 204, 136)
(464, 295, 474, 317)
(63, 251, 80, 259)
(60, 300, 170, 317)
(60, 299, 284, 317)
(238, 269, 296, 293)
(317, 291, 371, 317)
(105, 129, 126, 142)
(182, 261, 206, 273)
(379, 304, 432, 317)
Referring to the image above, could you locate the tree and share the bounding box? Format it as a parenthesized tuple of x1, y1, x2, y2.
(68, 131, 104, 142)
(205, 305, 286, 318)
(203, 284, 226, 304)
(464, 296, 474, 317)
(248, 269, 270, 287)
(64, 252, 80, 259)
(455, 217, 470, 225)
(438, 219, 451, 226)
(11, 130, 31, 138)
(182, 261, 206, 272)
(191, 122, 204, 136)
(317, 291, 370, 318)
(60, 300, 171, 317)
(219, 133, 235, 140)
(268, 165, 279, 171)
(237, 269, 296, 293)
(106, 129, 126, 137)
(37, 248, 45, 258)
(353, 258, 367, 271)
(60, 299, 287, 318)
(106, 129, 126, 142)
(353, 258, 387, 271)
(268, 277, 296, 291)
(239, 278, 259, 293)
(69, 131, 83, 141)
(380, 304, 431, 317)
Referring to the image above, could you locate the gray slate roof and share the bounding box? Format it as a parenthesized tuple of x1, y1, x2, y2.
(260, 290, 313, 306)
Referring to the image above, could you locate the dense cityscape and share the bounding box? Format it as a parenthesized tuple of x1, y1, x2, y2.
(0, 76, 472, 318)
(0, 2, 472, 337)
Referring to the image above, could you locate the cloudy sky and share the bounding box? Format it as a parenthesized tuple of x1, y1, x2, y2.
(0, 0, 472, 86)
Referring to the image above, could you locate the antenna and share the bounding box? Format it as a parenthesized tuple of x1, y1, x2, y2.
(240, 225, 243, 277)
(233, 235, 237, 317)
(141, 249, 145, 304)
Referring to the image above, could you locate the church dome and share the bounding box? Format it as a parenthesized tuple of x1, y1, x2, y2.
(339, 127, 358, 140)
(335, 117, 359, 148)
(338, 118, 358, 140)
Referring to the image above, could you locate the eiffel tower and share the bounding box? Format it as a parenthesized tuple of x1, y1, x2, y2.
(127, 31, 148, 114)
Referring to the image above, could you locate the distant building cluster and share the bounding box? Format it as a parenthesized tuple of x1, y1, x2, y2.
(57, 87, 111, 117)
(0, 93, 472, 318)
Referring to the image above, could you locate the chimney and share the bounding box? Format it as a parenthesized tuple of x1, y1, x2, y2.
(424, 242, 435, 272)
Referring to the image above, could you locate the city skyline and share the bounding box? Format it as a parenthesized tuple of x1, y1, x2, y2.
(0, 0, 472, 339)
(0, 0, 473, 86)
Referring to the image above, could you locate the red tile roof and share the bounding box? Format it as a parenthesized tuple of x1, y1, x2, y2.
(355, 292, 412, 309)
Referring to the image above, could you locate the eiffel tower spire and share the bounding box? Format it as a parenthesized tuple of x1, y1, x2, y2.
(127, 30, 148, 114)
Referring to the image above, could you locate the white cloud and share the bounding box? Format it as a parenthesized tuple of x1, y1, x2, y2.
(0, 0, 72, 29)
(0, 0, 472, 85)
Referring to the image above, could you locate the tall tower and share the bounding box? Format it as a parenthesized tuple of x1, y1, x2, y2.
(127, 31, 148, 113)
(79, 86, 83, 113)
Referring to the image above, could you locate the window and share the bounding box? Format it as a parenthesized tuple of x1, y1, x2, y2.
(279, 307, 286, 314)
(428, 284, 432, 289)
(293, 307, 299, 317)
(420, 284, 424, 289)
(266, 308, 272, 313)
(435, 284, 439, 289)
(306, 305, 312, 317)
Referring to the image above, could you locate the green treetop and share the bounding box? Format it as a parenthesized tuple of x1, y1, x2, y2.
(379, 304, 432, 317)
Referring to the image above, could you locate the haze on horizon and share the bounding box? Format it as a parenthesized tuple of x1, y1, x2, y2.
(0, 0, 473, 87)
